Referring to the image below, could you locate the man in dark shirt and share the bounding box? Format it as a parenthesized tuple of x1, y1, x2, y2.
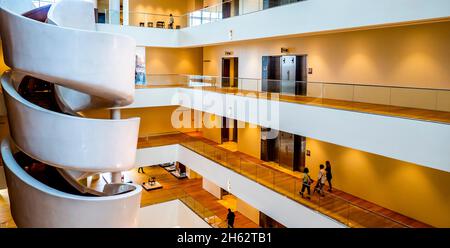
(226, 208, 235, 228)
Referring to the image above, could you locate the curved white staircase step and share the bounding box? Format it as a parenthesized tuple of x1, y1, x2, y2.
(1, 139, 142, 228)
(0, 0, 143, 227)
(54, 85, 114, 114)
(0, 7, 136, 106)
(2, 72, 140, 172)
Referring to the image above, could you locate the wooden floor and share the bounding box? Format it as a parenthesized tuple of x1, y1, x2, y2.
(138, 85, 450, 124)
(0, 131, 433, 228)
(138, 132, 433, 228)
(0, 166, 257, 228)
(93, 167, 258, 228)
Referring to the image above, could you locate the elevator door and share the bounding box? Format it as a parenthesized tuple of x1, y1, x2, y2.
(295, 55, 307, 95)
(262, 55, 307, 95)
(278, 131, 294, 170)
(261, 127, 279, 162)
(262, 56, 281, 92)
(222, 117, 238, 143)
(281, 56, 296, 95)
(222, 57, 239, 88)
(223, 0, 239, 18)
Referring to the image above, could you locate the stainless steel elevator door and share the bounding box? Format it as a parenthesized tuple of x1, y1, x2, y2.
(281, 56, 296, 95)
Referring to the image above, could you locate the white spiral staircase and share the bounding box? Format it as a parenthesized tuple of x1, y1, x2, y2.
(0, 0, 142, 227)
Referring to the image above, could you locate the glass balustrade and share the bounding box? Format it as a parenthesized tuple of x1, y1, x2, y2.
(136, 74, 450, 122)
(140, 184, 226, 228)
(138, 132, 411, 228)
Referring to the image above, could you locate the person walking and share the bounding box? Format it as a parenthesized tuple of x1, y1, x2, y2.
(226, 208, 235, 228)
(325, 161, 333, 192)
(299, 167, 312, 199)
(137, 166, 145, 173)
(313, 164, 326, 196)
(168, 13, 174, 29)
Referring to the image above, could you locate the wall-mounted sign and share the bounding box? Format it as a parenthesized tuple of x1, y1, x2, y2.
(224, 51, 233, 56)
(281, 47, 289, 53)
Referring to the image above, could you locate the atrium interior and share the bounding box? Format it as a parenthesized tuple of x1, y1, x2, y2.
(0, 0, 449, 228)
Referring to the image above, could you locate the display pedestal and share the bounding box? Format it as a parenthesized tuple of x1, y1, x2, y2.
(142, 181, 162, 191)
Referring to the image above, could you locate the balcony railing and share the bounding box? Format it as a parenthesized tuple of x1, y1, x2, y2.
(98, 0, 306, 29)
(140, 185, 226, 228)
(138, 132, 420, 228)
(136, 74, 450, 123)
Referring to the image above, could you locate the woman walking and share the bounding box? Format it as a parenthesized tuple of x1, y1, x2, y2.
(325, 161, 332, 192)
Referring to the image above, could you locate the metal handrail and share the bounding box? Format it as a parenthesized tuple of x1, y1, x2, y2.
(145, 74, 450, 92)
(173, 134, 411, 228)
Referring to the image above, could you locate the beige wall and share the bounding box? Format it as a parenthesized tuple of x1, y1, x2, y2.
(236, 198, 260, 225)
(203, 0, 221, 8)
(203, 21, 450, 90)
(237, 121, 260, 159)
(129, 0, 196, 27)
(201, 113, 222, 143)
(188, 0, 204, 11)
(130, 0, 190, 15)
(146, 47, 203, 75)
(97, 0, 108, 10)
(202, 177, 222, 199)
(305, 137, 450, 227)
(187, 167, 202, 179)
(83, 106, 197, 136)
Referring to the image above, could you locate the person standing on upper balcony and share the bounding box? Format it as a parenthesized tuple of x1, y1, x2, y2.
(168, 14, 174, 29)
(325, 161, 333, 192)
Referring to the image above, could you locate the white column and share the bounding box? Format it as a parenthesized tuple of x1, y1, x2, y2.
(110, 109, 122, 183)
(122, 0, 129, 26)
(110, 108, 121, 120)
(109, 0, 120, 25)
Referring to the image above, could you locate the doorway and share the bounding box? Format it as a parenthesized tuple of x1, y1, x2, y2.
(259, 212, 285, 228)
(221, 57, 239, 88)
(260, 128, 306, 172)
(261, 55, 307, 95)
(221, 117, 238, 143)
(222, 0, 240, 19)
